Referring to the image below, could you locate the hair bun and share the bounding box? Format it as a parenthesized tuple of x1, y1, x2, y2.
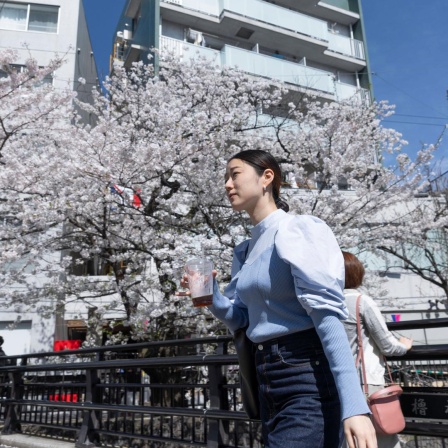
(275, 198, 290, 213)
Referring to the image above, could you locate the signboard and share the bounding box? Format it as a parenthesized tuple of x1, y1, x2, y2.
(401, 392, 448, 420)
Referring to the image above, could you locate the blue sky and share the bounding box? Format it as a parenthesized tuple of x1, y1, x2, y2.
(83, 0, 448, 169)
(362, 0, 448, 170)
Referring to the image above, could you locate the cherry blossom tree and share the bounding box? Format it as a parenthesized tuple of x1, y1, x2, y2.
(0, 49, 442, 344)
(375, 158, 448, 302)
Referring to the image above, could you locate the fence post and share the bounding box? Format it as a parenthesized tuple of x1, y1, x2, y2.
(207, 341, 229, 448)
(75, 368, 101, 447)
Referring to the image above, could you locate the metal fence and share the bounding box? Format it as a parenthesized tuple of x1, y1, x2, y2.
(0, 319, 447, 448)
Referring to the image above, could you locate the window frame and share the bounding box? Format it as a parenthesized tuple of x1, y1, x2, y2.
(0, 64, 54, 86)
(0, 2, 59, 34)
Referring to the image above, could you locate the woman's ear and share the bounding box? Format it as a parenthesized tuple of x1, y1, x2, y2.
(263, 168, 275, 188)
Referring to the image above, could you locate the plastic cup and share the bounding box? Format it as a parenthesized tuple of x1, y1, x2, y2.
(185, 258, 214, 307)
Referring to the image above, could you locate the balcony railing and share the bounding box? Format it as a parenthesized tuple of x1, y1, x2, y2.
(160, 35, 221, 64)
(163, 0, 220, 16)
(160, 36, 369, 103)
(160, 36, 334, 94)
(223, 45, 334, 93)
(161, 0, 328, 42)
(220, 0, 328, 42)
(335, 81, 371, 103)
(328, 32, 365, 60)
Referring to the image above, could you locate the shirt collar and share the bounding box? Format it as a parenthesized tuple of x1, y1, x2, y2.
(250, 209, 286, 240)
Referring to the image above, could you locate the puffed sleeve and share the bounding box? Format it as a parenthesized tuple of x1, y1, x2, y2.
(275, 215, 348, 319)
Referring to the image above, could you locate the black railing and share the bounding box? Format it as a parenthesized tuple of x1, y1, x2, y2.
(0, 319, 447, 447)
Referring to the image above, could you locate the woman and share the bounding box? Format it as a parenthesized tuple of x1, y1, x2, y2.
(342, 251, 413, 448)
(180, 150, 376, 448)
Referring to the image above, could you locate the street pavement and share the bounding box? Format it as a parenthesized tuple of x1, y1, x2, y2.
(0, 434, 75, 448)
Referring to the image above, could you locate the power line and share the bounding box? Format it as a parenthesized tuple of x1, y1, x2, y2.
(384, 120, 448, 127)
(373, 73, 448, 119)
(394, 113, 448, 120)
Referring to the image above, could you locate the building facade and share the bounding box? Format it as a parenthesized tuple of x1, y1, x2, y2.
(0, 0, 98, 355)
(0, 0, 98, 108)
(112, 0, 372, 104)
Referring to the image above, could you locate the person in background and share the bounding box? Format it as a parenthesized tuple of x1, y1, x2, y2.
(342, 251, 413, 448)
(179, 150, 376, 448)
(0, 335, 6, 385)
(271, 50, 286, 59)
(0, 335, 5, 358)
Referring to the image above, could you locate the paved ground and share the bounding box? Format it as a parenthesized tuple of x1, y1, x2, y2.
(0, 434, 75, 448)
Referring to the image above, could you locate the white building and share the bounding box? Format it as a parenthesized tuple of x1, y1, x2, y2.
(112, 0, 372, 105)
(0, 0, 98, 355)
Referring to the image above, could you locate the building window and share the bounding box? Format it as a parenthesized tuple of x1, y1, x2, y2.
(69, 253, 114, 276)
(0, 2, 59, 33)
(0, 64, 53, 85)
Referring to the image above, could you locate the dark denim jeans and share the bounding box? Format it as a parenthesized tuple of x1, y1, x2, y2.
(255, 329, 343, 448)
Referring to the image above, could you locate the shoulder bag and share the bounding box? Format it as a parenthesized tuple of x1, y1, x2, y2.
(355, 294, 406, 435)
(233, 327, 260, 420)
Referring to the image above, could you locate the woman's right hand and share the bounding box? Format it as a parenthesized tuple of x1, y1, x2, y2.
(399, 336, 413, 351)
(175, 271, 218, 297)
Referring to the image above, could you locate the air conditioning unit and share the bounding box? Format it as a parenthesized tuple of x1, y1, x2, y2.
(123, 29, 133, 40)
(117, 31, 123, 38)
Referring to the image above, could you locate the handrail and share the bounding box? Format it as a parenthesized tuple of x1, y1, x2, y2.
(2, 316, 447, 363)
(0, 326, 447, 447)
(386, 317, 448, 330)
(2, 334, 233, 362)
(389, 344, 448, 361)
(0, 354, 240, 373)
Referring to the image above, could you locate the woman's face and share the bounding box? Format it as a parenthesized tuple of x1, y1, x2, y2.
(225, 159, 264, 212)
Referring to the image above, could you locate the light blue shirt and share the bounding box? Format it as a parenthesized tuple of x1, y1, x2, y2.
(209, 209, 370, 420)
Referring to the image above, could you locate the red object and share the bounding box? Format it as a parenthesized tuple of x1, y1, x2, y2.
(133, 189, 142, 207)
(391, 314, 401, 322)
(53, 340, 82, 351)
(49, 394, 78, 402)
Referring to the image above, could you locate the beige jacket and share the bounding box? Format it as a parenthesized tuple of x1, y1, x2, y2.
(342, 289, 407, 386)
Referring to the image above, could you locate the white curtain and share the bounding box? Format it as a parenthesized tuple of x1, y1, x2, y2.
(28, 5, 59, 33)
(0, 3, 28, 31)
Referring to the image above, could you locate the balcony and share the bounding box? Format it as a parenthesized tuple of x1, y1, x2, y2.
(335, 81, 371, 103)
(161, 0, 366, 65)
(265, 0, 361, 26)
(161, 0, 328, 44)
(328, 32, 365, 60)
(160, 35, 222, 64)
(159, 36, 370, 104)
(220, 0, 328, 43)
(222, 45, 334, 95)
(162, 0, 220, 16)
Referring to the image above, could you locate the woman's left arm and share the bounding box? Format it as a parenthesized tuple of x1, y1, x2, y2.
(276, 215, 376, 443)
(311, 310, 376, 446)
(310, 309, 371, 419)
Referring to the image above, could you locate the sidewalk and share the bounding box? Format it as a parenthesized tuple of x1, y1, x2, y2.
(0, 434, 75, 448)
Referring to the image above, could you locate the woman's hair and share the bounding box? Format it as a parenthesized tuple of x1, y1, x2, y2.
(229, 149, 289, 212)
(342, 251, 365, 289)
(0, 336, 3, 346)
